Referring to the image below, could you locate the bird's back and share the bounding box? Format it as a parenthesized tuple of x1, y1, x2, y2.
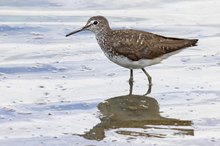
(105, 29, 198, 61)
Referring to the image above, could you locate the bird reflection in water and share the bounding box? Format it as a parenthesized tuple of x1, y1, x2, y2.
(80, 85, 194, 141)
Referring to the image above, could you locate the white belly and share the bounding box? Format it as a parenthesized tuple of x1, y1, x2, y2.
(103, 49, 182, 69)
(103, 53, 160, 69)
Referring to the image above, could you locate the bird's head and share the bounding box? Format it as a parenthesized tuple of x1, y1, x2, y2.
(66, 16, 110, 37)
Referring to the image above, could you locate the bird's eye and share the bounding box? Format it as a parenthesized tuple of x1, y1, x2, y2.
(93, 21, 98, 25)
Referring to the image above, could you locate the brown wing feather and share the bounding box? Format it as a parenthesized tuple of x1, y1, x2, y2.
(110, 30, 198, 61)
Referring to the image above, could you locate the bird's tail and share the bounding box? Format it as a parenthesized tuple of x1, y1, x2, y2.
(188, 39, 198, 46)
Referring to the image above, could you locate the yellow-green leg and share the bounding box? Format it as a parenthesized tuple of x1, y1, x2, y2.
(141, 68, 152, 85)
(142, 68, 152, 95)
(129, 69, 133, 95)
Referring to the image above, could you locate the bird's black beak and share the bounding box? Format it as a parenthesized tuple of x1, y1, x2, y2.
(65, 23, 92, 37)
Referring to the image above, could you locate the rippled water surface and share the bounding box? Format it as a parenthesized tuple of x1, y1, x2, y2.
(0, 0, 220, 146)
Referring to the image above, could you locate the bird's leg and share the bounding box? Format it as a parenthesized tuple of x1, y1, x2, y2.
(141, 68, 152, 85)
(141, 68, 152, 95)
(129, 69, 133, 84)
(129, 69, 133, 95)
(145, 84, 152, 95)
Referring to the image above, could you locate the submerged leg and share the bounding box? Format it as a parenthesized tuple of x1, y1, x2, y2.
(129, 69, 133, 95)
(141, 68, 152, 95)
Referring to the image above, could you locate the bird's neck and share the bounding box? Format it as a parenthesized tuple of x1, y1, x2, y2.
(95, 28, 112, 52)
(95, 27, 112, 37)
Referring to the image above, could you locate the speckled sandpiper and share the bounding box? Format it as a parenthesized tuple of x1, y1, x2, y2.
(66, 16, 198, 93)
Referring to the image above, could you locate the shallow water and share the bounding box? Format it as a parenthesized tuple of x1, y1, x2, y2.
(0, 0, 220, 146)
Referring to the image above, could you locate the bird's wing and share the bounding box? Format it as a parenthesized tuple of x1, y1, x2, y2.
(111, 30, 198, 61)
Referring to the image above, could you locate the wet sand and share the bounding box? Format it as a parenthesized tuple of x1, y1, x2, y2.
(0, 0, 220, 145)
